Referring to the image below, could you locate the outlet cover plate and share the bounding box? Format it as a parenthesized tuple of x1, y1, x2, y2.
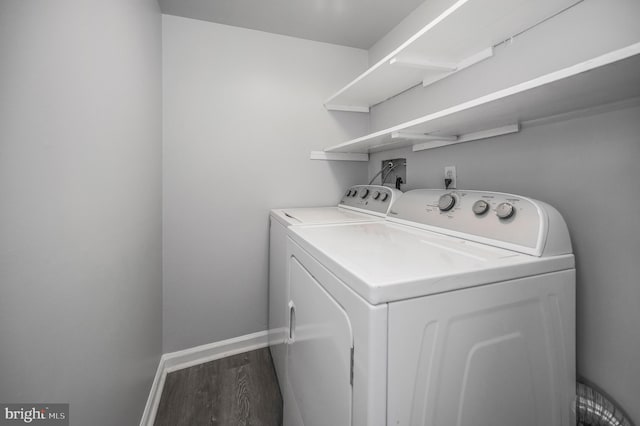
(444, 165, 457, 189)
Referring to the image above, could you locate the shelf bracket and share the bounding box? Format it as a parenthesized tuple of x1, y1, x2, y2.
(324, 104, 370, 113)
(309, 151, 369, 162)
(391, 131, 458, 142)
(389, 57, 457, 72)
(412, 124, 520, 151)
(422, 47, 494, 87)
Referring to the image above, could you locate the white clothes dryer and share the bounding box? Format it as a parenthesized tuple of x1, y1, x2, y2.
(269, 184, 402, 424)
(284, 189, 575, 426)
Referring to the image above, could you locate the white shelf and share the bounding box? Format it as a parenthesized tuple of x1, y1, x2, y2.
(322, 42, 640, 154)
(309, 151, 369, 162)
(324, 0, 581, 111)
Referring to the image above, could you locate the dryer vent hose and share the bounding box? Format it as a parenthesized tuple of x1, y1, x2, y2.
(577, 381, 634, 426)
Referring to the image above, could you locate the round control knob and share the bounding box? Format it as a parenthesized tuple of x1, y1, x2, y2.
(380, 193, 389, 202)
(496, 202, 515, 219)
(372, 191, 381, 200)
(360, 189, 370, 199)
(438, 194, 456, 212)
(345, 189, 352, 197)
(472, 200, 489, 215)
(351, 190, 358, 197)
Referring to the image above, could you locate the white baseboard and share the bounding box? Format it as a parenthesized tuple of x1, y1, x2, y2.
(139, 330, 270, 426)
(139, 355, 167, 426)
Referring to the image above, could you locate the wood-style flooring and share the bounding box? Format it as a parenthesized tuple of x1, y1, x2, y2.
(154, 348, 283, 426)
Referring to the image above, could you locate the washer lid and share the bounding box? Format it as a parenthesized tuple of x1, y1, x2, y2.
(271, 206, 382, 226)
(289, 221, 574, 305)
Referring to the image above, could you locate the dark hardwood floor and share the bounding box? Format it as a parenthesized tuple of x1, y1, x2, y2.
(154, 348, 283, 426)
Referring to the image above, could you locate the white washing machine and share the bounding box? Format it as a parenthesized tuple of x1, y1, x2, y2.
(269, 184, 402, 423)
(284, 189, 576, 426)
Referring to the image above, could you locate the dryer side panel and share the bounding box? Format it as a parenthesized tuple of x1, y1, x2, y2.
(269, 216, 288, 387)
(387, 270, 575, 426)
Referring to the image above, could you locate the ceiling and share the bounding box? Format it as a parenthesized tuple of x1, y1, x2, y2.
(158, 0, 426, 49)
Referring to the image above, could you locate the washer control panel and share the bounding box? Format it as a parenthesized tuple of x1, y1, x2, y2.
(387, 189, 565, 255)
(339, 185, 401, 215)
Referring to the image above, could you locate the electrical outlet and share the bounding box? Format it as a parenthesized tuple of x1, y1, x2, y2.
(379, 158, 406, 187)
(444, 166, 457, 189)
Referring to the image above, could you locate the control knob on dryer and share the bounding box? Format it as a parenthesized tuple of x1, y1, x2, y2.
(438, 193, 456, 211)
(472, 200, 490, 215)
(372, 191, 381, 200)
(360, 189, 370, 199)
(496, 202, 515, 219)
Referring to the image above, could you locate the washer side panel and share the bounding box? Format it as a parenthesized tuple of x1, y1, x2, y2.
(387, 270, 575, 426)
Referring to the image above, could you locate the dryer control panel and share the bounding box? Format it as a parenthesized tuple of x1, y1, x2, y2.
(339, 185, 402, 216)
(387, 189, 571, 257)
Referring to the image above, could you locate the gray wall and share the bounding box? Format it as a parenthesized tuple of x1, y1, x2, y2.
(368, 0, 454, 66)
(0, 1, 162, 424)
(367, 0, 640, 421)
(162, 15, 369, 353)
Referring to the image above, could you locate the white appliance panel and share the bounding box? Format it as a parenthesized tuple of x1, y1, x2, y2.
(290, 221, 573, 304)
(387, 270, 575, 426)
(278, 189, 574, 425)
(388, 190, 548, 253)
(287, 257, 354, 426)
(289, 238, 388, 426)
(339, 185, 400, 216)
(274, 207, 379, 225)
(270, 206, 383, 392)
(270, 184, 400, 421)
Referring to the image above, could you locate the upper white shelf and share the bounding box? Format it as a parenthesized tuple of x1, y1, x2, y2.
(324, 0, 581, 112)
(323, 42, 640, 154)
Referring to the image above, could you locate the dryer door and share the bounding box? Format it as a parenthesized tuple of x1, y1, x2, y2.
(286, 256, 354, 426)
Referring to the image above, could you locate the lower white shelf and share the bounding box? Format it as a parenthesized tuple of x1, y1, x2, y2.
(309, 151, 369, 162)
(411, 124, 521, 151)
(322, 42, 640, 155)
